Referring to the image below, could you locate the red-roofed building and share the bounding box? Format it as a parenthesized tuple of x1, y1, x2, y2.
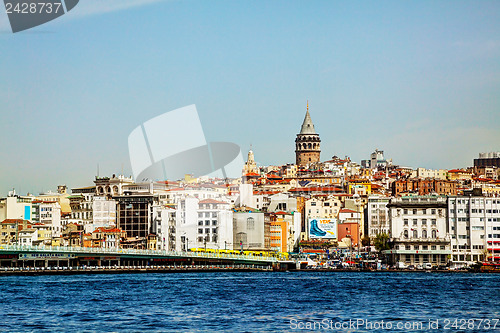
(0, 219, 32, 245)
(92, 227, 126, 248)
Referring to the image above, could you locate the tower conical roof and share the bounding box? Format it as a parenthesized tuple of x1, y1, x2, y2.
(300, 109, 316, 135)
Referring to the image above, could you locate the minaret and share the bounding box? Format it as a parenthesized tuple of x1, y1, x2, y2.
(295, 101, 321, 166)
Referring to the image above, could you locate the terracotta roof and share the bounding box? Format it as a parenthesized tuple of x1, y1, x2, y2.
(245, 172, 260, 177)
(92, 227, 123, 233)
(339, 209, 358, 214)
(1, 219, 27, 224)
(199, 199, 227, 205)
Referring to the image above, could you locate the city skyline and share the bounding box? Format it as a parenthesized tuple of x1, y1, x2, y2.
(1, 1, 499, 194)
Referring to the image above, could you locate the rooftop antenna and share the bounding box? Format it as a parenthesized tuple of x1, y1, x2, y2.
(97, 163, 100, 178)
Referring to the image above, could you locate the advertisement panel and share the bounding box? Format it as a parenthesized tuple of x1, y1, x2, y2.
(19, 253, 74, 260)
(308, 218, 337, 239)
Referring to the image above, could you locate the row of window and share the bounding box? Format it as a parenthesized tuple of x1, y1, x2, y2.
(451, 199, 500, 205)
(403, 229, 438, 239)
(402, 208, 440, 215)
(199, 204, 220, 210)
(198, 220, 217, 226)
(198, 228, 218, 234)
(451, 209, 499, 214)
(403, 219, 437, 225)
(197, 235, 217, 242)
(452, 244, 484, 250)
(401, 245, 446, 250)
(198, 212, 218, 218)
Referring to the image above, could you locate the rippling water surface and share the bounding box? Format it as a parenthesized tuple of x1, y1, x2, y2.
(1, 272, 500, 332)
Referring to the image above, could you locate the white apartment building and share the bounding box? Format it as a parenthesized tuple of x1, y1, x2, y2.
(153, 206, 177, 251)
(367, 195, 390, 239)
(448, 196, 500, 266)
(38, 201, 62, 238)
(175, 196, 233, 252)
(305, 196, 342, 220)
(92, 196, 117, 233)
(385, 196, 451, 266)
(19, 228, 38, 247)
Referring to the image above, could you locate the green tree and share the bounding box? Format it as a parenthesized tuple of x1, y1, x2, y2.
(373, 233, 390, 252)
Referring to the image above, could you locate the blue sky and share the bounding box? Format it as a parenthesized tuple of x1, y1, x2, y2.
(0, 0, 499, 194)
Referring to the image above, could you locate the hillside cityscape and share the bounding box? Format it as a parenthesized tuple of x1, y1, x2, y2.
(2, 107, 500, 270)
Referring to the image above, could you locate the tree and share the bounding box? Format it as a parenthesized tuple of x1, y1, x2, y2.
(373, 233, 390, 252)
(361, 236, 371, 247)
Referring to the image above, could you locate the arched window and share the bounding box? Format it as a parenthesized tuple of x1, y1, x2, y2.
(403, 230, 408, 239)
(432, 230, 437, 238)
(308, 143, 312, 149)
(422, 229, 427, 238)
(413, 230, 418, 238)
(247, 217, 255, 230)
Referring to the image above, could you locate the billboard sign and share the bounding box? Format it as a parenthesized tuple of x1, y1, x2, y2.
(19, 253, 74, 260)
(309, 218, 337, 239)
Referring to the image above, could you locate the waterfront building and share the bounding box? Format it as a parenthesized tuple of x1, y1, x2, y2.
(233, 210, 266, 251)
(295, 102, 321, 167)
(33, 201, 62, 238)
(32, 223, 52, 246)
(62, 223, 84, 247)
(153, 206, 177, 251)
(18, 228, 37, 247)
(269, 216, 287, 253)
(114, 193, 155, 249)
(174, 196, 233, 252)
(0, 219, 31, 245)
(92, 196, 117, 232)
(367, 195, 390, 239)
(337, 221, 359, 249)
(385, 196, 451, 266)
(447, 196, 500, 266)
(91, 227, 126, 248)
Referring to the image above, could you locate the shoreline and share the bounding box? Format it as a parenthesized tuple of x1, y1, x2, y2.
(0, 266, 495, 276)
